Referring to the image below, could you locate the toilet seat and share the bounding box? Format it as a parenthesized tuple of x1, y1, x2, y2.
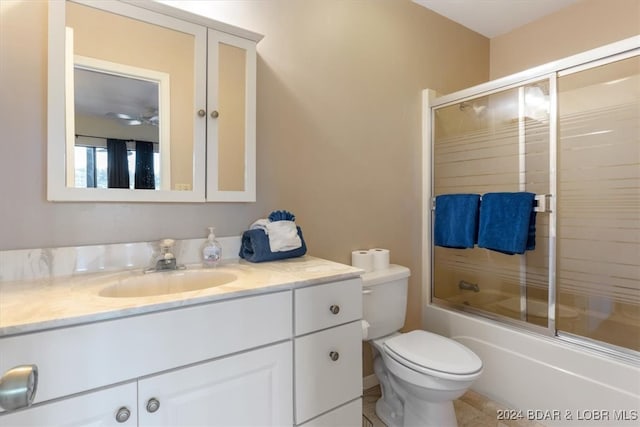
(382, 330, 482, 381)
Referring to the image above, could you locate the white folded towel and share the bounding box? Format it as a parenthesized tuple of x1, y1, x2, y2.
(250, 219, 302, 252)
(250, 218, 270, 232)
(267, 220, 302, 252)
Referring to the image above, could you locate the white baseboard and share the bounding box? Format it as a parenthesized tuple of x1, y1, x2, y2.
(363, 374, 379, 391)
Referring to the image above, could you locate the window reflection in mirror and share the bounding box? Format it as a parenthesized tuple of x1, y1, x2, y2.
(65, 1, 195, 192)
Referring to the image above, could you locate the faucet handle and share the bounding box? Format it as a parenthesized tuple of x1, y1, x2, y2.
(160, 239, 175, 250)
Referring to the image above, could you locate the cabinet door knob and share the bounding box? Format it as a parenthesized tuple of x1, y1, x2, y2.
(210, 110, 219, 119)
(329, 351, 340, 361)
(146, 397, 160, 413)
(115, 406, 131, 423)
(329, 304, 340, 315)
(197, 109, 206, 117)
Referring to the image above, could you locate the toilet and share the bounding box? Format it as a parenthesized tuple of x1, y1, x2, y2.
(362, 265, 483, 427)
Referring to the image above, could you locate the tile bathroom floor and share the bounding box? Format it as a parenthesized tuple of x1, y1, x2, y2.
(363, 386, 546, 427)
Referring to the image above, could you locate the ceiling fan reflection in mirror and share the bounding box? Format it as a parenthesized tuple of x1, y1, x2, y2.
(106, 110, 159, 126)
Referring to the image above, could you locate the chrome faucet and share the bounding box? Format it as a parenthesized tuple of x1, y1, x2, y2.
(458, 280, 480, 292)
(145, 239, 185, 273)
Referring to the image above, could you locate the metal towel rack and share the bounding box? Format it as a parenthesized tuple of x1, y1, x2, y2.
(431, 194, 552, 213)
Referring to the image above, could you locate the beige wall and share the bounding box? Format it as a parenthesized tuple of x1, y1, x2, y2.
(490, 0, 640, 79)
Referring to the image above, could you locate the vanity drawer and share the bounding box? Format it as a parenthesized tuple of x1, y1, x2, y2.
(294, 278, 362, 335)
(294, 321, 362, 424)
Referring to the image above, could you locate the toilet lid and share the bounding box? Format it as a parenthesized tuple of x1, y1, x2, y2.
(383, 330, 482, 376)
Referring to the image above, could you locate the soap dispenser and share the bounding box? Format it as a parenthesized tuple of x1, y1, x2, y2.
(202, 227, 222, 268)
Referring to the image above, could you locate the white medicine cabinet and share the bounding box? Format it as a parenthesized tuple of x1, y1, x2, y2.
(47, 0, 261, 202)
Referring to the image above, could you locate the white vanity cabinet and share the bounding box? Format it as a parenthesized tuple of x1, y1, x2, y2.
(0, 382, 138, 426)
(293, 278, 363, 426)
(0, 291, 293, 426)
(0, 273, 364, 426)
(2, 343, 292, 427)
(137, 342, 292, 426)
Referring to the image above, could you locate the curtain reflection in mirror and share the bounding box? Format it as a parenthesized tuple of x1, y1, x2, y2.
(134, 141, 155, 189)
(75, 136, 158, 190)
(107, 139, 130, 189)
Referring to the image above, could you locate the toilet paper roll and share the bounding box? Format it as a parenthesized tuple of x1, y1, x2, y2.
(371, 248, 390, 271)
(361, 319, 370, 340)
(351, 250, 374, 272)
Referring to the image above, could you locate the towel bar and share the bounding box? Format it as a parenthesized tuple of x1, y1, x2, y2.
(431, 194, 552, 213)
(533, 194, 551, 213)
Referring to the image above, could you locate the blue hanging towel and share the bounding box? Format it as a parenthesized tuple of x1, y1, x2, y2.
(477, 192, 537, 255)
(434, 194, 481, 249)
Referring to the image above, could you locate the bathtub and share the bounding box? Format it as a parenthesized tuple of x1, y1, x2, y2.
(440, 290, 581, 327)
(423, 304, 640, 426)
(442, 289, 512, 309)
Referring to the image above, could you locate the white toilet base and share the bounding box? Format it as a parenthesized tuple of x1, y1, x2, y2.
(403, 397, 457, 427)
(374, 352, 404, 427)
(375, 397, 403, 427)
(374, 394, 458, 427)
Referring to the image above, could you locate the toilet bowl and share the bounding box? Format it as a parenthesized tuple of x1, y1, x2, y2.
(362, 265, 483, 427)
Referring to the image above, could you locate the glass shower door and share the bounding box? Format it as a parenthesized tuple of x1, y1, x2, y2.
(556, 54, 640, 352)
(431, 79, 552, 328)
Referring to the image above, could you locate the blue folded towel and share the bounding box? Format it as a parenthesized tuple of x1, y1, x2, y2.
(268, 210, 296, 222)
(477, 192, 537, 255)
(239, 227, 307, 263)
(434, 194, 481, 249)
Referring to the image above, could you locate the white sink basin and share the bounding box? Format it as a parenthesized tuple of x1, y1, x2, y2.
(98, 269, 238, 298)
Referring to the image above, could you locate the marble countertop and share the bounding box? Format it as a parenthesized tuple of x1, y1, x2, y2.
(0, 256, 362, 337)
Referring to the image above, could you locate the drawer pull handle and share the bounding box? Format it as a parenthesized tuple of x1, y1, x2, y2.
(115, 406, 131, 423)
(146, 397, 160, 413)
(329, 351, 340, 361)
(329, 305, 340, 315)
(0, 364, 38, 411)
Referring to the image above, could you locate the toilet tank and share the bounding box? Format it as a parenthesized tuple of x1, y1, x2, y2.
(361, 265, 411, 340)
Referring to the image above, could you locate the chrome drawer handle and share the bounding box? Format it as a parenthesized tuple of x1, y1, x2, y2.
(329, 305, 340, 315)
(146, 397, 160, 413)
(115, 406, 131, 423)
(329, 351, 340, 361)
(0, 364, 38, 411)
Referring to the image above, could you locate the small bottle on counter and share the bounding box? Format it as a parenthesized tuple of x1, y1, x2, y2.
(202, 227, 222, 268)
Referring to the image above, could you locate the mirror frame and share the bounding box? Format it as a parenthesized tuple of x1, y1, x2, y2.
(48, 0, 207, 202)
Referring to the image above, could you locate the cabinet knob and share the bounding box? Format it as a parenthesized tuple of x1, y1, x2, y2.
(146, 397, 160, 413)
(197, 109, 206, 117)
(329, 304, 340, 315)
(115, 406, 131, 423)
(329, 351, 340, 362)
(210, 110, 219, 119)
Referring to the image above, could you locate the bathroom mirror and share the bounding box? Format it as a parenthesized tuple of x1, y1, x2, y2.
(48, 0, 207, 202)
(72, 57, 170, 190)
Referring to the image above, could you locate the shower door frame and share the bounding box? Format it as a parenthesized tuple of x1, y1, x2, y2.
(423, 35, 640, 360)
